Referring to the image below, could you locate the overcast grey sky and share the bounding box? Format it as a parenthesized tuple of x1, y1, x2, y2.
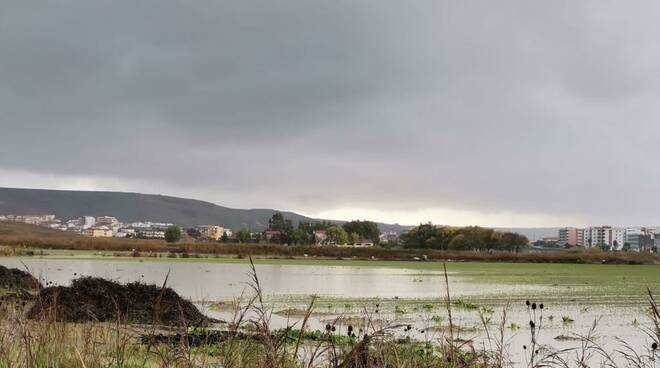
(2, 1, 660, 227)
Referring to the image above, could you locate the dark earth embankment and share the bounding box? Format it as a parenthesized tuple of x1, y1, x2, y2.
(0, 264, 41, 291)
(27, 277, 212, 326)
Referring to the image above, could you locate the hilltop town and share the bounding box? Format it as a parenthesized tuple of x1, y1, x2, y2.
(0, 214, 178, 239)
(0, 213, 395, 247)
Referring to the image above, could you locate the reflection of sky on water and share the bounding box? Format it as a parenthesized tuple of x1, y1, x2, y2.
(0, 257, 558, 301)
(0, 257, 654, 366)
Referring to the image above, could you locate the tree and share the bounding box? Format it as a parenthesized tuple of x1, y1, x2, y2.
(236, 228, 251, 243)
(342, 220, 380, 245)
(295, 222, 316, 245)
(500, 232, 529, 252)
(220, 231, 229, 243)
(268, 212, 294, 244)
(400, 223, 528, 252)
(165, 226, 182, 243)
(325, 226, 349, 245)
(448, 234, 467, 250)
(349, 232, 360, 245)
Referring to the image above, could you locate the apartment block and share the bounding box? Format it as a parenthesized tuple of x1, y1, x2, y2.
(558, 227, 582, 246)
(197, 225, 225, 240)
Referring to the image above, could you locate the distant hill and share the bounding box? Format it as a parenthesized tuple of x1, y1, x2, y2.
(0, 187, 409, 232)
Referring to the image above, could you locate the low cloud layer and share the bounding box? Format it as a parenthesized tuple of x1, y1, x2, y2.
(2, 1, 660, 226)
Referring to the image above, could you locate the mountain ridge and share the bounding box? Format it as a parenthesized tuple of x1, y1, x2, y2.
(0, 187, 409, 232)
(0, 187, 557, 238)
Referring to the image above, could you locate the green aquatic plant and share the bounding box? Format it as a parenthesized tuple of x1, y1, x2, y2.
(431, 315, 444, 325)
(453, 299, 478, 310)
(394, 305, 407, 315)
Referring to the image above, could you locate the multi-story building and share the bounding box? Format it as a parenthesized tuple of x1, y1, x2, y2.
(196, 225, 225, 240)
(138, 228, 166, 239)
(82, 216, 96, 229)
(96, 216, 119, 226)
(625, 227, 655, 251)
(558, 227, 582, 246)
(611, 228, 626, 250)
(583, 227, 600, 248)
(83, 226, 113, 237)
(113, 228, 136, 238)
(579, 226, 623, 250)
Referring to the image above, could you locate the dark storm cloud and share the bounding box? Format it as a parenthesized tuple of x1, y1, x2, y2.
(3, 1, 660, 225)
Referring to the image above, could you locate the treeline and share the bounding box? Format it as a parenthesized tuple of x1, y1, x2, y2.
(238, 212, 381, 246)
(400, 223, 528, 251)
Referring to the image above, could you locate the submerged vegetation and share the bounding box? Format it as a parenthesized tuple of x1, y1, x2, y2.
(0, 258, 657, 367)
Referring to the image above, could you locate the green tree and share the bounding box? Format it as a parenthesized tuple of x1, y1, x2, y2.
(268, 212, 294, 244)
(448, 234, 467, 250)
(164, 226, 182, 243)
(400, 223, 455, 250)
(220, 231, 229, 243)
(236, 228, 251, 243)
(295, 222, 316, 245)
(349, 232, 360, 245)
(325, 226, 349, 245)
(401, 223, 528, 252)
(342, 220, 380, 245)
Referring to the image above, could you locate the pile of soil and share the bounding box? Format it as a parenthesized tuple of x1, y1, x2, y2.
(0, 265, 41, 291)
(27, 277, 211, 326)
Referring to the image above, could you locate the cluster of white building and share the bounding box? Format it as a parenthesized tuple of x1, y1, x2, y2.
(558, 226, 658, 251)
(0, 213, 241, 241)
(0, 214, 176, 239)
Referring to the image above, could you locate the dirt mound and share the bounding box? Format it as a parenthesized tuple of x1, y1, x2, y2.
(0, 265, 41, 291)
(27, 277, 211, 326)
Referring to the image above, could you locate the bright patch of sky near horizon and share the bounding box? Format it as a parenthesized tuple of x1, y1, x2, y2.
(2, 1, 660, 227)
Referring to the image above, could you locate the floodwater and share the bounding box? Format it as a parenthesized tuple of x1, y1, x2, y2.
(0, 257, 657, 366)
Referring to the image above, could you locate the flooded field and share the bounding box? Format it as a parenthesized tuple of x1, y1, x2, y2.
(1, 256, 658, 365)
